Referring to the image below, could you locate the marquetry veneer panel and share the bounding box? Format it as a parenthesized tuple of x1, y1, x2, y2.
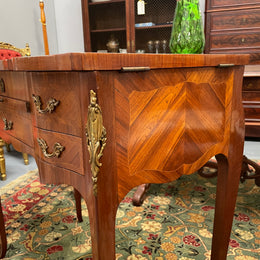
(111, 67, 234, 198)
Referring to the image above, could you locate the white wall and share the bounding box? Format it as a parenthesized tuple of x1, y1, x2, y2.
(0, 0, 205, 56)
(53, 0, 84, 54)
(0, 0, 58, 56)
(0, 0, 84, 56)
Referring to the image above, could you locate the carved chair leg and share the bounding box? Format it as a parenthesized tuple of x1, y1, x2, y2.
(199, 155, 260, 187)
(133, 184, 151, 206)
(73, 188, 83, 223)
(0, 138, 6, 181)
(22, 153, 29, 165)
(0, 198, 7, 259)
(240, 155, 260, 187)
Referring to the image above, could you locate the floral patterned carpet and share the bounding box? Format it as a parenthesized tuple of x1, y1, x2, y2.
(0, 166, 259, 260)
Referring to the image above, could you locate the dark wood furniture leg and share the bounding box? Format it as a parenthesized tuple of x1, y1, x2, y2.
(212, 152, 243, 259)
(133, 184, 151, 206)
(0, 198, 7, 259)
(74, 188, 83, 223)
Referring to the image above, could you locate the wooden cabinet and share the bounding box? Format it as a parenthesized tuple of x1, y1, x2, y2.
(0, 72, 33, 151)
(0, 52, 251, 260)
(243, 65, 260, 137)
(81, 0, 176, 53)
(205, 0, 260, 137)
(205, 0, 260, 54)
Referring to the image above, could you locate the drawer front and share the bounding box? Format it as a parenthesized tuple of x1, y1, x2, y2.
(210, 32, 260, 52)
(208, 0, 260, 9)
(244, 106, 260, 120)
(0, 96, 33, 146)
(243, 77, 260, 91)
(243, 91, 260, 120)
(30, 72, 82, 137)
(0, 71, 29, 100)
(35, 128, 84, 175)
(210, 9, 260, 31)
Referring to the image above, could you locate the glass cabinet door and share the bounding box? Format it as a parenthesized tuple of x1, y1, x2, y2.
(82, 0, 177, 53)
(82, 0, 130, 52)
(132, 0, 177, 53)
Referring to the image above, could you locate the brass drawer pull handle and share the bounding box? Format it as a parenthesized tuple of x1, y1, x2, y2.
(0, 98, 4, 102)
(32, 94, 60, 114)
(3, 118, 13, 130)
(37, 138, 64, 158)
(0, 78, 5, 93)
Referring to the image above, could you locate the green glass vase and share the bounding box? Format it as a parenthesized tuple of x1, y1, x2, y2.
(169, 0, 205, 54)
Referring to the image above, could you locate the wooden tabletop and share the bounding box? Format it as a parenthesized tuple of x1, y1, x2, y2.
(0, 53, 251, 71)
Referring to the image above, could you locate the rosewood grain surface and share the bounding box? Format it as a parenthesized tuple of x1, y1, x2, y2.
(0, 53, 252, 260)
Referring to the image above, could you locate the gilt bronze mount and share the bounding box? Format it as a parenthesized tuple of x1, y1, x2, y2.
(3, 118, 13, 130)
(37, 138, 64, 158)
(85, 90, 106, 196)
(32, 94, 60, 114)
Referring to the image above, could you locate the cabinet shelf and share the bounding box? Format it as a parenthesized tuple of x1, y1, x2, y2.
(91, 28, 126, 33)
(89, 0, 125, 6)
(135, 24, 172, 30)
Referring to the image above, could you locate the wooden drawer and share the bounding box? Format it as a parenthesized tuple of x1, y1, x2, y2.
(243, 91, 260, 121)
(208, 0, 260, 9)
(243, 90, 260, 101)
(244, 106, 260, 121)
(243, 77, 260, 91)
(0, 96, 33, 147)
(0, 72, 29, 100)
(34, 128, 84, 175)
(209, 31, 260, 53)
(30, 72, 83, 137)
(209, 9, 260, 31)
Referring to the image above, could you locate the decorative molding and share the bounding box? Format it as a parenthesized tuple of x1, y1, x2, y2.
(85, 90, 107, 196)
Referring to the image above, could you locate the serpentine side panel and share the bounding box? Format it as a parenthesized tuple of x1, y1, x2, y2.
(114, 67, 234, 200)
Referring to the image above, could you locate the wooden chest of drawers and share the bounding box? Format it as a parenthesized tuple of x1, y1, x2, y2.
(0, 72, 33, 154)
(205, 0, 260, 137)
(0, 53, 251, 260)
(205, 0, 260, 54)
(243, 65, 260, 137)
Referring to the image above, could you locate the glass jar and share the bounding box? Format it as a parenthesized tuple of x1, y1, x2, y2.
(169, 0, 205, 54)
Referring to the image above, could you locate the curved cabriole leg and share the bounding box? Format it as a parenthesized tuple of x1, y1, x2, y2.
(73, 188, 83, 223)
(211, 153, 243, 260)
(0, 198, 7, 259)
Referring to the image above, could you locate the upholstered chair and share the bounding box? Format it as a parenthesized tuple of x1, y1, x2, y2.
(0, 42, 31, 181)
